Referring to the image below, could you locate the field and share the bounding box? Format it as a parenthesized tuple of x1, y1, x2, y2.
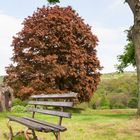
(0, 72, 138, 139)
(0, 109, 140, 140)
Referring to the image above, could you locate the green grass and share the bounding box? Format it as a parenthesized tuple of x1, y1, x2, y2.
(1, 109, 140, 140)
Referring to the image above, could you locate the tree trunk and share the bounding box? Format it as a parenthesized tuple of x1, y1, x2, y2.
(126, 0, 140, 116)
(0, 86, 14, 112)
(0, 90, 6, 112)
(133, 30, 140, 115)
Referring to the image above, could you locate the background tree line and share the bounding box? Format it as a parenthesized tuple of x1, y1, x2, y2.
(88, 72, 138, 109)
(1, 72, 138, 110)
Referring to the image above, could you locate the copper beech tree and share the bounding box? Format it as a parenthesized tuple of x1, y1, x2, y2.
(4, 6, 101, 102)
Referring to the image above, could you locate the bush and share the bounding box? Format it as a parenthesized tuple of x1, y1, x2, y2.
(76, 102, 89, 110)
(12, 98, 28, 107)
(108, 93, 129, 109)
(112, 102, 127, 109)
(11, 105, 27, 112)
(100, 97, 110, 108)
(128, 97, 138, 108)
(100, 106, 110, 109)
(89, 94, 101, 109)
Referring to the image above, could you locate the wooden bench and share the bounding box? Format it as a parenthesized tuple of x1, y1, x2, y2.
(7, 92, 78, 140)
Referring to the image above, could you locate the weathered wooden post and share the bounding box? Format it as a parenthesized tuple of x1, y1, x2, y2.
(0, 85, 13, 112)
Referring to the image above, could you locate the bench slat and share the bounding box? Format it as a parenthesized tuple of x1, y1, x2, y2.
(28, 101, 74, 107)
(31, 92, 78, 99)
(23, 117, 67, 131)
(27, 108, 71, 118)
(8, 116, 59, 132)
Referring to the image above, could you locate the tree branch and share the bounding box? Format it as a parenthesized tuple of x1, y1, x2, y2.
(126, 0, 138, 14)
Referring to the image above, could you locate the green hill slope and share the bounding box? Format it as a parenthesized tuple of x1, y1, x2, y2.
(89, 71, 137, 109)
(0, 72, 137, 109)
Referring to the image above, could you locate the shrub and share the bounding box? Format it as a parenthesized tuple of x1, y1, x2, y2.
(12, 98, 28, 107)
(128, 97, 138, 108)
(112, 102, 127, 109)
(89, 93, 101, 109)
(76, 102, 89, 110)
(100, 106, 110, 109)
(100, 96, 110, 108)
(108, 93, 130, 109)
(11, 105, 27, 113)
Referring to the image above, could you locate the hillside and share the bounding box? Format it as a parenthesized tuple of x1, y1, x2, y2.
(89, 71, 137, 109)
(0, 72, 137, 109)
(0, 71, 137, 87)
(102, 71, 137, 80)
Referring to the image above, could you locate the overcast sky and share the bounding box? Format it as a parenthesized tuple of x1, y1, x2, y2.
(0, 0, 134, 75)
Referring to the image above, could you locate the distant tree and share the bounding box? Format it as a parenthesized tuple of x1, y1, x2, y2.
(4, 6, 101, 102)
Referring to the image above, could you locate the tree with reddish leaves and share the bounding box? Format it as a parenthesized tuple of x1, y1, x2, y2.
(4, 6, 101, 102)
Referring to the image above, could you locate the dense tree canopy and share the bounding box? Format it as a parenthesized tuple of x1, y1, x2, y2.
(4, 6, 101, 102)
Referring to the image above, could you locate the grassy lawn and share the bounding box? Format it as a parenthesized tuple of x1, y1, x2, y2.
(0, 109, 140, 140)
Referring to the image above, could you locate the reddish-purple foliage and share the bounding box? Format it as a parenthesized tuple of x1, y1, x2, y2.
(4, 6, 101, 102)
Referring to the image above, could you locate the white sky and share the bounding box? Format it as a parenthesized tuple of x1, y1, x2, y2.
(0, 0, 134, 75)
